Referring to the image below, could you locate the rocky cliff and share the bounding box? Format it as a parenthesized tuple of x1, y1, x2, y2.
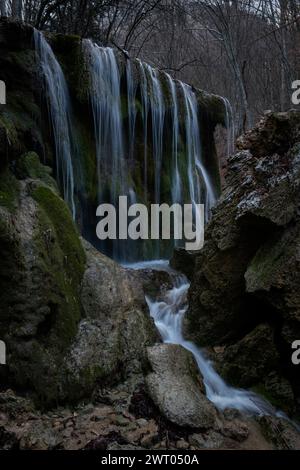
(183, 110, 300, 416)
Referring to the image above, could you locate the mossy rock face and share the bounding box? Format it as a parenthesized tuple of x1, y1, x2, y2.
(0, 164, 86, 406)
(32, 184, 86, 289)
(0, 19, 44, 162)
(15, 152, 58, 190)
(0, 18, 34, 51)
(61, 239, 158, 402)
(50, 33, 89, 104)
(0, 168, 20, 212)
(0, 161, 159, 407)
(214, 324, 290, 409)
(185, 110, 300, 415)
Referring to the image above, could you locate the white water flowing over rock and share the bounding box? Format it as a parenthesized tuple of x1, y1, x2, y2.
(166, 73, 182, 209)
(222, 96, 235, 158)
(85, 40, 126, 202)
(34, 30, 76, 218)
(126, 60, 138, 163)
(143, 63, 165, 207)
(180, 83, 217, 221)
(35, 35, 225, 262)
(135, 261, 288, 418)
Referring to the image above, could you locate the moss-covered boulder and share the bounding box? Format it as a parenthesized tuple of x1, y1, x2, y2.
(63, 239, 158, 401)
(0, 156, 86, 405)
(0, 153, 159, 406)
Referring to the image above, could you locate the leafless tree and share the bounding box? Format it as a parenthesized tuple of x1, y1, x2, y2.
(1, 0, 299, 133)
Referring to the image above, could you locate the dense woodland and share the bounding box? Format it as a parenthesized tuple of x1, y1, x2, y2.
(0, 1, 299, 133)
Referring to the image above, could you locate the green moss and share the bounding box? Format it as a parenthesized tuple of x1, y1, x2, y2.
(0, 113, 19, 148)
(0, 90, 42, 155)
(197, 91, 227, 128)
(252, 383, 288, 413)
(16, 152, 58, 190)
(0, 168, 20, 212)
(73, 119, 97, 202)
(32, 185, 86, 287)
(24, 186, 86, 377)
(246, 236, 285, 290)
(50, 34, 89, 103)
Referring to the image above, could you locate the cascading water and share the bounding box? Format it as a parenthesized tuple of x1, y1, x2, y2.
(34, 30, 76, 218)
(166, 73, 181, 206)
(142, 262, 287, 418)
(222, 97, 235, 157)
(181, 82, 216, 221)
(85, 40, 126, 202)
(143, 63, 165, 206)
(138, 59, 149, 197)
(126, 60, 137, 163)
(35, 32, 226, 261)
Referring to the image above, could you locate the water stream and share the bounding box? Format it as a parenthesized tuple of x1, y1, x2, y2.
(129, 260, 286, 417)
(34, 29, 76, 218)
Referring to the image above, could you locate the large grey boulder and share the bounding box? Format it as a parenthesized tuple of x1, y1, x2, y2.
(145, 344, 216, 429)
(64, 240, 159, 400)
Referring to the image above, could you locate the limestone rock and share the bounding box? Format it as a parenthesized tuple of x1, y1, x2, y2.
(145, 344, 216, 429)
(185, 111, 300, 413)
(0, 170, 85, 406)
(64, 240, 158, 400)
(216, 324, 280, 388)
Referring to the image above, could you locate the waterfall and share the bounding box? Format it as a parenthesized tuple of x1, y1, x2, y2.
(222, 97, 235, 158)
(143, 63, 165, 205)
(181, 82, 216, 221)
(139, 262, 288, 418)
(34, 33, 227, 261)
(166, 73, 181, 206)
(82, 44, 223, 261)
(34, 30, 76, 218)
(85, 40, 125, 203)
(126, 60, 137, 163)
(138, 59, 149, 197)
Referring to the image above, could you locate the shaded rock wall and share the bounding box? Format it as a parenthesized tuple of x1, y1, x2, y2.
(184, 110, 300, 415)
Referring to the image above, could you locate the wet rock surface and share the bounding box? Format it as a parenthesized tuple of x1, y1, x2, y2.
(145, 344, 216, 429)
(184, 111, 300, 415)
(0, 158, 158, 406)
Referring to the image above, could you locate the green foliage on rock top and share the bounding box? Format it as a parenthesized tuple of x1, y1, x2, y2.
(16, 152, 58, 190)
